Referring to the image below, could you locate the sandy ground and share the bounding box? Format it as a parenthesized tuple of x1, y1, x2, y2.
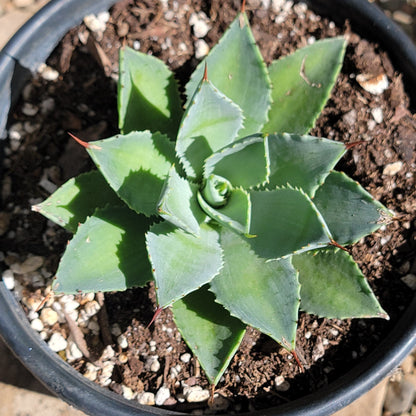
(0, 0, 415, 415)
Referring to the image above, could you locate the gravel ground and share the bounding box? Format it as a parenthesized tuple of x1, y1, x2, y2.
(0, 0, 415, 416)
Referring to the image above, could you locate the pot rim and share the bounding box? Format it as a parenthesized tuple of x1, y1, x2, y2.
(0, 1, 415, 415)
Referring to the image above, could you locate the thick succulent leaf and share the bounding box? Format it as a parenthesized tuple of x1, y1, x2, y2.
(313, 171, 393, 244)
(204, 135, 269, 189)
(176, 78, 243, 180)
(185, 13, 271, 137)
(146, 221, 222, 307)
(32, 170, 122, 233)
(55, 206, 152, 293)
(292, 248, 388, 319)
(264, 37, 346, 134)
(248, 188, 332, 259)
(157, 165, 205, 236)
(210, 228, 300, 350)
(172, 286, 246, 385)
(197, 187, 251, 235)
(266, 133, 346, 197)
(118, 46, 182, 139)
(85, 131, 176, 217)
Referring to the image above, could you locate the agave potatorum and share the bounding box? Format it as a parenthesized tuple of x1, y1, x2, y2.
(34, 3, 391, 386)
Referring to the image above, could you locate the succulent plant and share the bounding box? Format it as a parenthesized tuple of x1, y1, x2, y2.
(34, 3, 391, 387)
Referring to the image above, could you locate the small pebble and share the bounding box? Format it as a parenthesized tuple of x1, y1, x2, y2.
(117, 334, 128, 349)
(37, 63, 59, 81)
(189, 12, 211, 38)
(393, 10, 413, 25)
(2, 269, 14, 290)
(83, 12, 109, 34)
(211, 394, 230, 412)
(342, 109, 357, 126)
(184, 386, 210, 403)
(356, 73, 389, 95)
(110, 323, 122, 337)
(401, 274, 416, 290)
(155, 386, 171, 406)
(101, 345, 115, 360)
(83, 300, 101, 318)
(383, 161, 403, 176)
(137, 392, 155, 406)
(66, 339, 83, 362)
(21, 103, 38, 117)
(180, 353, 191, 363)
(371, 107, 383, 124)
(117, 22, 129, 37)
(121, 385, 135, 400)
(40, 97, 55, 114)
(84, 362, 99, 381)
(194, 39, 209, 59)
(11, 255, 44, 274)
(8, 122, 23, 140)
(40, 307, 59, 326)
(30, 318, 44, 332)
(61, 299, 80, 313)
(87, 319, 100, 335)
(274, 375, 290, 391)
(48, 333, 68, 352)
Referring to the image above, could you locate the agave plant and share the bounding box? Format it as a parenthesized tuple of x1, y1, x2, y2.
(34, 3, 391, 387)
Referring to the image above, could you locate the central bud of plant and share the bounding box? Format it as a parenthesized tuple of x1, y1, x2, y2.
(201, 174, 232, 208)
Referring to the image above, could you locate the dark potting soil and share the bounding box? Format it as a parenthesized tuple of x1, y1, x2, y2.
(1, 0, 415, 413)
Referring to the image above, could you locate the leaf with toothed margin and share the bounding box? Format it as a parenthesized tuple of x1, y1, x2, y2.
(265, 133, 346, 197)
(263, 37, 347, 135)
(172, 285, 246, 385)
(118, 46, 182, 139)
(83, 131, 176, 217)
(176, 77, 243, 181)
(203, 135, 269, 189)
(248, 187, 332, 259)
(313, 170, 393, 245)
(146, 221, 223, 308)
(185, 12, 271, 138)
(210, 227, 300, 350)
(157, 165, 206, 236)
(32, 170, 123, 233)
(55, 206, 152, 294)
(197, 187, 251, 235)
(292, 248, 389, 319)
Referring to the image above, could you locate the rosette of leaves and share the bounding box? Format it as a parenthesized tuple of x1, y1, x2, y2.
(34, 5, 391, 386)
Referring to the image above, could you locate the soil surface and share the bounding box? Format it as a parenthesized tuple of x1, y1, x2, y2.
(1, 0, 415, 414)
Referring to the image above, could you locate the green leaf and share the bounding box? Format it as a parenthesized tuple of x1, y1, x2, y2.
(85, 131, 176, 217)
(172, 286, 246, 385)
(186, 13, 271, 137)
(197, 187, 251, 235)
(266, 133, 346, 197)
(146, 221, 223, 307)
(210, 228, 300, 350)
(313, 171, 393, 244)
(157, 165, 205, 235)
(118, 47, 182, 139)
(248, 188, 332, 259)
(32, 170, 122, 233)
(204, 135, 269, 189)
(55, 206, 152, 293)
(292, 248, 388, 319)
(176, 78, 243, 180)
(264, 37, 346, 134)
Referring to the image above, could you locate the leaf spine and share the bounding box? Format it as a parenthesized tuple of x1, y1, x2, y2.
(68, 132, 102, 150)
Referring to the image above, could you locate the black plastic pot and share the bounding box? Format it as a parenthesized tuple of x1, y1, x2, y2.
(0, 1, 415, 415)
